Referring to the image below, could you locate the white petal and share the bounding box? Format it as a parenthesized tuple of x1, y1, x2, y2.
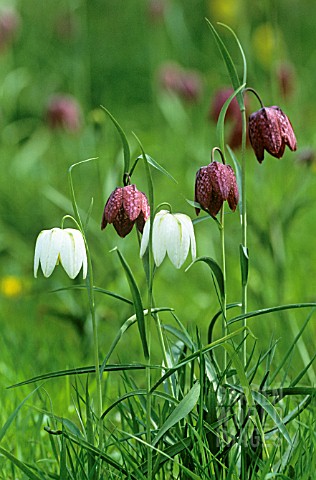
(152, 210, 169, 267)
(140, 218, 150, 258)
(166, 215, 189, 269)
(39, 228, 63, 278)
(176, 214, 196, 262)
(34, 230, 46, 277)
(60, 229, 87, 279)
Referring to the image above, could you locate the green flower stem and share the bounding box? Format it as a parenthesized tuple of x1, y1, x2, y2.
(241, 106, 248, 367)
(219, 207, 227, 379)
(68, 161, 103, 453)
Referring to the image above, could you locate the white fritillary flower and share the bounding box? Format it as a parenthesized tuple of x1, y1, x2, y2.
(34, 228, 87, 279)
(140, 210, 196, 269)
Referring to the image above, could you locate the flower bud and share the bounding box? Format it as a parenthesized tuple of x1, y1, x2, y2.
(248, 106, 297, 163)
(195, 161, 239, 217)
(101, 184, 150, 238)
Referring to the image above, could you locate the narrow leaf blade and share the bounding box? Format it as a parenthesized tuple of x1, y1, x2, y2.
(152, 382, 200, 446)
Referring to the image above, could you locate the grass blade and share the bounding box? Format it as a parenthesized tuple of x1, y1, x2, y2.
(114, 247, 149, 359)
(100, 105, 131, 174)
(152, 381, 200, 447)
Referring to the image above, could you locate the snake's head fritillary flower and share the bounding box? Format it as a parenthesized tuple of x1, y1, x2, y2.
(34, 228, 87, 279)
(101, 184, 150, 238)
(46, 94, 82, 132)
(248, 106, 297, 163)
(195, 161, 239, 217)
(140, 210, 196, 269)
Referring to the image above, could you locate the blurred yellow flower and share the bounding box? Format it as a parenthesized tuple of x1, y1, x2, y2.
(209, 0, 241, 25)
(252, 23, 284, 68)
(1, 275, 23, 297)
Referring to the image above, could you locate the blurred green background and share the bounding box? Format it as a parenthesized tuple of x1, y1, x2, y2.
(1, 0, 316, 400)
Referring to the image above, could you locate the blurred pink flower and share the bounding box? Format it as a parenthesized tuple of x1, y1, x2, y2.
(147, 0, 166, 22)
(46, 94, 82, 132)
(0, 8, 20, 52)
(209, 87, 241, 123)
(54, 12, 79, 41)
(158, 62, 203, 102)
(276, 62, 295, 99)
(209, 87, 249, 149)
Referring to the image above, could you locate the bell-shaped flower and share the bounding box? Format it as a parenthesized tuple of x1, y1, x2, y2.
(140, 210, 196, 269)
(101, 184, 150, 238)
(195, 161, 239, 217)
(248, 105, 297, 163)
(34, 228, 87, 279)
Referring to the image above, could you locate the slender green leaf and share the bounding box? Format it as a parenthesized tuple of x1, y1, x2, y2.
(206, 19, 243, 109)
(102, 388, 180, 419)
(100, 105, 130, 174)
(224, 343, 253, 407)
(227, 145, 242, 214)
(270, 307, 316, 383)
(0, 387, 39, 441)
(227, 303, 316, 326)
(84, 196, 94, 231)
(152, 382, 200, 447)
(136, 152, 177, 184)
(150, 326, 248, 393)
(267, 395, 312, 434)
(0, 446, 42, 480)
(218, 22, 247, 86)
(251, 390, 292, 446)
(52, 284, 133, 305)
(189, 256, 225, 305)
(59, 432, 67, 479)
(239, 244, 249, 287)
(263, 386, 316, 396)
(149, 438, 192, 476)
(8, 363, 150, 388)
(115, 248, 149, 358)
(62, 431, 137, 479)
(100, 307, 173, 375)
(216, 83, 245, 153)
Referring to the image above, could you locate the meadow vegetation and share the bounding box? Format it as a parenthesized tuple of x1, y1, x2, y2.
(0, 1, 315, 478)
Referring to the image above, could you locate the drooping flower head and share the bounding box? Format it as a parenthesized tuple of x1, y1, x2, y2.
(34, 228, 87, 279)
(248, 106, 297, 163)
(140, 210, 196, 269)
(101, 184, 150, 238)
(195, 161, 239, 217)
